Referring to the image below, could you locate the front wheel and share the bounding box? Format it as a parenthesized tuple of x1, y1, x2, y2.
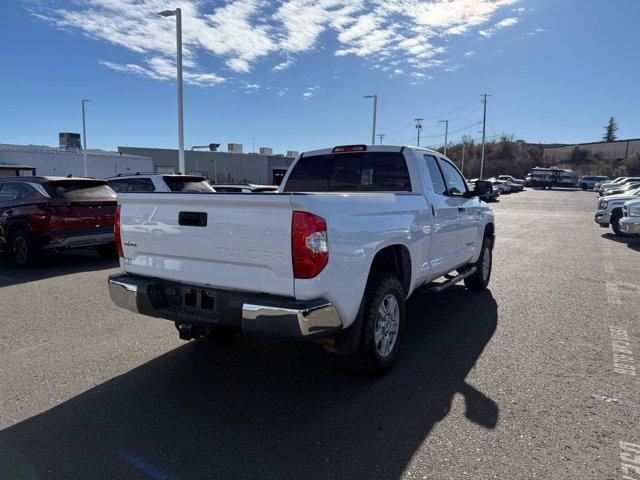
(350, 273, 405, 377)
(464, 237, 492, 291)
(611, 210, 625, 237)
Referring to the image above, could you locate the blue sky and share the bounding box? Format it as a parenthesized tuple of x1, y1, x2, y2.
(1, 0, 638, 154)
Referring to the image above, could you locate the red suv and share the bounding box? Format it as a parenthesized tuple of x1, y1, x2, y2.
(0, 177, 117, 266)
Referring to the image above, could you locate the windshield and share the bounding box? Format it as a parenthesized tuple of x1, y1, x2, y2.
(43, 181, 116, 200)
(163, 176, 214, 192)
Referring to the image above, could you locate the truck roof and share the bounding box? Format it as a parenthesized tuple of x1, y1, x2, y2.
(301, 145, 442, 157)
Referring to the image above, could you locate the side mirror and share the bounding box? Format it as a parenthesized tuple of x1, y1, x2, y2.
(472, 180, 493, 197)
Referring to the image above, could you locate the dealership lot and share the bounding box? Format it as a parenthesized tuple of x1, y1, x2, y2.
(1, 189, 639, 479)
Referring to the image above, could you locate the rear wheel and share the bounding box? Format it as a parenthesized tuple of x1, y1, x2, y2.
(464, 236, 492, 292)
(580, 183, 587, 190)
(350, 273, 405, 377)
(611, 210, 625, 236)
(9, 229, 41, 267)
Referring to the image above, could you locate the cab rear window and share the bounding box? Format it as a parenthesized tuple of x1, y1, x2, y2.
(43, 181, 116, 200)
(284, 152, 411, 192)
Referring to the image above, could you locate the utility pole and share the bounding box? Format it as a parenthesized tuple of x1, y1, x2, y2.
(438, 119, 449, 156)
(363, 95, 378, 144)
(480, 93, 490, 179)
(81, 99, 90, 177)
(415, 118, 423, 147)
(377, 133, 385, 144)
(461, 141, 466, 175)
(159, 8, 185, 174)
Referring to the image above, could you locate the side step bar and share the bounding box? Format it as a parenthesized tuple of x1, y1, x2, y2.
(423, 267, 476, 293)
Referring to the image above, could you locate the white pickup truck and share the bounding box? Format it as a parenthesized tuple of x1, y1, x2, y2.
(108, 145, 495, 375)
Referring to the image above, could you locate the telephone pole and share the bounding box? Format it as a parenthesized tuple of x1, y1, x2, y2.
(377, 133, 385, 144)
(438, 119, 449, 156)
(480, 93, 490, 179)
(415, 118, 423, 147)
(461, 140, 466, 175)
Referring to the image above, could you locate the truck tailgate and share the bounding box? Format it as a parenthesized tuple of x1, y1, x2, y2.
(118, 193, 294, 296)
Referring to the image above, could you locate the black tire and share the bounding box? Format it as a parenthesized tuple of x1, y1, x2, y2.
(9, 228, 41, 268)
(611, 210, 625, 237)
(95, 243, 118, 259)
(350, 273, 405, 377)
(464, 236, 492, 292)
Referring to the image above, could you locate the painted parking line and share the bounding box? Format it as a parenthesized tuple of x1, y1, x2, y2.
(609, 326, 636, 376)
(619, 442, 640, 479)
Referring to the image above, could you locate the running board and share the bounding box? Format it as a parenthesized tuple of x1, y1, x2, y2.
(423, 267, 476, 293)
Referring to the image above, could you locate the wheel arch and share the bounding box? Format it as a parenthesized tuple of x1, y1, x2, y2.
(367, 244, 412, 297)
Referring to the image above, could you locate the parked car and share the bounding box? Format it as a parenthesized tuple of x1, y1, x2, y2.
(601, 181, 640, 197)
(489, 179, 512, 194)
(106, 173, 215, 193)
(528, 167, 577, 189)
(0, 176, 117, 266)
(497, 175, 525, 185)
(597, 177, 640, 195)
(505, 181, 524, 192)
(594, 187, 640, 235)
(469, 179, 500, 202)
(108, 144, 495, 376)
(577, 175, 609, 190)
(211, 183, 279, 193)
(619, 199, 640, 236)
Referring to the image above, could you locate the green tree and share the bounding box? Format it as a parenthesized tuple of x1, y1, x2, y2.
(603, 116, 619, 142)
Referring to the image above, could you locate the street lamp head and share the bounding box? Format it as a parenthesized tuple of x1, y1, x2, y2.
(363, 95, 376, 99)
(159, 9, 176, 16)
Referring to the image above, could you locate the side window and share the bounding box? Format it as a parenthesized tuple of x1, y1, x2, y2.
(438, 159, 468, 195)
(20, 183, 39, 199)
(423, 155, 447, 195)
(0, 182, 21, 202)
(132, 178, 155, 192)
(108, 179, 131, 193)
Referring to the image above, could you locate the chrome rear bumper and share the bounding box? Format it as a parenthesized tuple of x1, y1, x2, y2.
(108, 273, 342, 340)
(619, 217, 640, 235)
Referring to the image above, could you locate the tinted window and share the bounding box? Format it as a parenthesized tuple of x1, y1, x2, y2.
(43, 181, 117, 200)
(164, 177, 214, 192)
(284, 152, 411, 192)
(20, 183, 39, 199)
(108, 179, 131, 193)
(0, 182, 20, 202)
(132, 178, 155, 192)
(423, 155, 447, 195)
(438, 159, 468, 195)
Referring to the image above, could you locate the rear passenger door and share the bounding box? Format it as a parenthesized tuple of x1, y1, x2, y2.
(422, 155, 461, 277)
(437, 157, 480, 264)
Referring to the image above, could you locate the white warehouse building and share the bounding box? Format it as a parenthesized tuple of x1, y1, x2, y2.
(0, 143, 153, 179)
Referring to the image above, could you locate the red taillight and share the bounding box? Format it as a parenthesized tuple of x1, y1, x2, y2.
(332, 144, 367, 153)
(114, 205, 124, 258)
(292, 211, 328, 279)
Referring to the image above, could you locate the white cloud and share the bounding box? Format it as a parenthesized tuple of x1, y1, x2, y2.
(463, 50, 475, 57)
(302, 86, 321, 100)
(35, 0, 527, 86)
(272, 60, 294, 71)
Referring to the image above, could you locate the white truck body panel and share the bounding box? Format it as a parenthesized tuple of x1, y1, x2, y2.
(119, 193, 295, 296)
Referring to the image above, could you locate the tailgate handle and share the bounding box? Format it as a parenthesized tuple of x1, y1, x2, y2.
(179, 211, 207, 227)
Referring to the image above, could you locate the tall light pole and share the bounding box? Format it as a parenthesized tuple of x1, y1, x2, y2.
(438, 119, 449, 156)
(159, 8, 185, 174)
(81, 99, 91, 177)
(363, 95, 377, 145)
(480, 93, 490, 179)
(415, 118, 423, 147)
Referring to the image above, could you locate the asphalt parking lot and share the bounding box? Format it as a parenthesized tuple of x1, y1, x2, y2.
(1, 189, 639, 480)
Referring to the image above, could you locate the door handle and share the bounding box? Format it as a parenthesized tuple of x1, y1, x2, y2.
(458, 205, 466, 212)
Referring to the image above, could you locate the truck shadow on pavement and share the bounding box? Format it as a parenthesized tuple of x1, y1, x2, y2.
(0, 287, 498, 480)
(601, 233, 640, 252)
(0, 251, 118, 287)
